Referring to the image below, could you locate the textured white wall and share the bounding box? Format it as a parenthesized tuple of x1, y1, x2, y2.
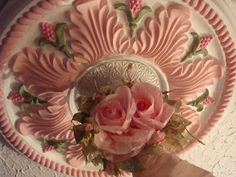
(0, 0, 236, 177)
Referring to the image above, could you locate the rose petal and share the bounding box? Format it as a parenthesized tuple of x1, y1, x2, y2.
(94, 129, 154, 155)
(94, 86, 136, 134)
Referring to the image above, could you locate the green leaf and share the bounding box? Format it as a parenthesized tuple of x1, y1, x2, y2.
(181, 32, 200, 62)
(43, 139, 66, 146)
(194, 49, 208, 57)
(80, 132, 93, 146)
(72, 112, 90, 123)
(77, 96, 96, 114)
(196, 104, 204, 112)
(134, 5, 152, 22)
(36, 99, 47, 105)
(55, 23, 67, 45)
(55, 143, 66, 154)
(38, 23, 73, 58)
(43, 139, 66, 154)
(73, 125, 86, 143)
(119, 157, 144, 173)
(18, 85, 47, 105)
(20, 103, 30, 111)
(164, 114, 192, 133)
(187, 89, 209, 106)
(130, 23, 137, 37)
(114, 3, 128, 11)
(59, 45, 74, 58)
(91, 155, 104, 167)
(38, 37, 56, 47)
(19, 85, 32, 100)
(190, 32, 200, 52)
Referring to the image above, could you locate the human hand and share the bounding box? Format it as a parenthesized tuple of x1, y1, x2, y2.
(133, 153, 214, 177)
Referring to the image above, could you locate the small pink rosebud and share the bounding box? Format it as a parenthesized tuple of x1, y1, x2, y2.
(39, 22, 56, 41)
(104, 161, 115, 175)
(198, 35, 213, 50)
(7, 90, 25, 103)
(84, 123, 93, 132)
(202, 96, 215, 105)
(128, 0, 142, 17)
(42, 145, 56, 153)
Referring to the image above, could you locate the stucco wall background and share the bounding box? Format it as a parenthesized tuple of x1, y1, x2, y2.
(0, 0, 236, 177)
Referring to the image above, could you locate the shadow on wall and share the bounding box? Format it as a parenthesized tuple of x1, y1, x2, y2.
(0, 133, 16, 151)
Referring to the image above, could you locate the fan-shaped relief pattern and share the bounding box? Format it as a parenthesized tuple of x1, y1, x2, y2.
(65, 139, 86, 168)
(167, 58, 224, 101)
(9, 47, 81, 103)
(69, 0, 130, 64)
(15, 104, 73, 140)
(132, 3, 191, 68)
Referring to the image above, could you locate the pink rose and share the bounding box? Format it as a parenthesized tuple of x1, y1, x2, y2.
(93, 86, 154, 162)
(94, 128, 154, 162)
(92, 82, 174, 162)
(94, 86, 136, 135)
(131, 81, 175, 130)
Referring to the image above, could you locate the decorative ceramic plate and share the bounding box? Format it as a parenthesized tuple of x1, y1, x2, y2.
(0, 0, 236, 176)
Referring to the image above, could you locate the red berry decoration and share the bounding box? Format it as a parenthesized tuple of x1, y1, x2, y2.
(39, 22, 56, 41)
(128, 0, 142, 17)
(199, 36, 213, 50)
(42, 145, 56, 153)
(7, 90, 25, 103)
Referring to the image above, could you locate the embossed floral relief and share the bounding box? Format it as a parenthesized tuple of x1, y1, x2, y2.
(8, 0, 223, 167)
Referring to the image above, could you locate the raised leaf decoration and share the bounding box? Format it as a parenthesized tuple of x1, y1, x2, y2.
(38, 37, 57, 47)
(55, 23, 66, 45)
(181, 32, 210, 62)
(134, 6, 152, 22)
(114, 3, 151, 36)
(38, 23, 73, 58)
(43, 139, 67, 154)
(187, 89, 209, 112)
(114, 3, 129, 12)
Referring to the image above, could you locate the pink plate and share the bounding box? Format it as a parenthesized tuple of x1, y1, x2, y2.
(0, 0, 235, 176)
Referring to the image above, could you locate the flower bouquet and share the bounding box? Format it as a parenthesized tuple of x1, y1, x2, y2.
(71, 75, 201, 175)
